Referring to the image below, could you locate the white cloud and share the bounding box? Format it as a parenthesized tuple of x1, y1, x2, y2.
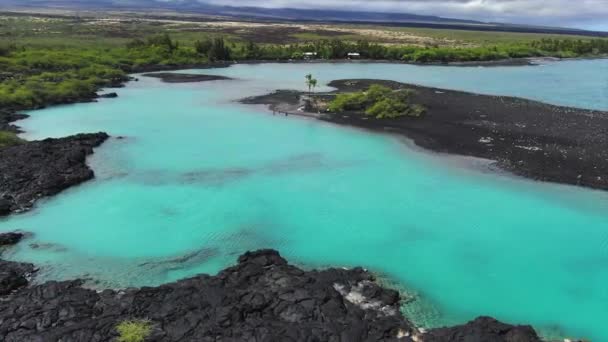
(196, 0, 608, 28)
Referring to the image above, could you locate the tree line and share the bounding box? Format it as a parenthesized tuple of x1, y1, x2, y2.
(126, 34, 608, 63)
(187, 36, 608, 62)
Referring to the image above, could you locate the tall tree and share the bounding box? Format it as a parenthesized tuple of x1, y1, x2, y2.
(194, 39, 213, 55)
(305, 74, 316, 94)
(310, 78, 318, 94)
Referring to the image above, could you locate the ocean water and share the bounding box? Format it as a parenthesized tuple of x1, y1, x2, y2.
(2, 60, 608, 340)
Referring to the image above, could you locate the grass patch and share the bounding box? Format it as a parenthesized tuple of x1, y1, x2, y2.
(384, 26, 594, 46)
(0, 131, 23, 148)
(116, 319, 152, 342)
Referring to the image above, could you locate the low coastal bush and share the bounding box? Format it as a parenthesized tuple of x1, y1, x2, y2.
(0, 131, 23, 148)
(116, 319, 152, 342)
(328, 84, 425, 119)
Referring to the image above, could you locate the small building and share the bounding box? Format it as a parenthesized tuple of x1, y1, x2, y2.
(303, 52, 317, 60)
(347, 52, 361, 59)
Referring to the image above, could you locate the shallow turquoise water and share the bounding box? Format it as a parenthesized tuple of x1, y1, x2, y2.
(2, 60, 608, 340)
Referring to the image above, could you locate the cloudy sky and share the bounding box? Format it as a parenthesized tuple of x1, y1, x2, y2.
(196, 0, 608, 30)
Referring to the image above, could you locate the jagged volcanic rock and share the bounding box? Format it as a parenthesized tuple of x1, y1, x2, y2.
(0, 232, 25, 247)
(0, 111, 28, 133)
(424, 316, 541, 342)
(0, 260, 35, 296)
(0, 232, 35, 296)
(0, 249, 543, 342)
(0, 133, 109, 216)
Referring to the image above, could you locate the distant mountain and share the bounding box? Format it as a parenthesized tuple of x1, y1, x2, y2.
(2, 0, 477, 23)
(3, 0, 607, 37)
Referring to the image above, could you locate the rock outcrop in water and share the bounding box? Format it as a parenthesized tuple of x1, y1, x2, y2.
(0, 232, 25, 247)
(0, 133, 109, 216)
(0, 238, 541, 342)
(0, 232, 35, 296)
(142, 73, 232, 83)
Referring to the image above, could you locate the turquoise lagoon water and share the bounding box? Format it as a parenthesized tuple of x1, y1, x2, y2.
(2, 60, 608, 339)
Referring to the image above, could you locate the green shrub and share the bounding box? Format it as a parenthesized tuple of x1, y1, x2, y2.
(328, 85, 424, 119)
(365, 84, 393, 103)
(328, 84, 393, 112)
(328, 93, 365, 112)
(116, 319, 152, 342)
(409, 104, 427, 117)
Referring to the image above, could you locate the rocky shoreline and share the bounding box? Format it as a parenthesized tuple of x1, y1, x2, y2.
(0, 111, 29, 133)
(0, 133, 109, 216)
(242, 79, 608, 191)
(0, 232, 542, 342)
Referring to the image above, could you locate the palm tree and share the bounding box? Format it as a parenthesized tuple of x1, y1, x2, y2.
(305, 74, 313, 94)
(310, 78, 318, 94)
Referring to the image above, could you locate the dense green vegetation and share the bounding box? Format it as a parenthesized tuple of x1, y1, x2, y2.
(0, 34, 204, 110)
(531, 38, 608, 57)
(231, 38, 608, 62)
(328, 84, 425, 119)
(194, 37, 232, 61)
(1, 33, 606, 113)
(116, 319, 152, 342)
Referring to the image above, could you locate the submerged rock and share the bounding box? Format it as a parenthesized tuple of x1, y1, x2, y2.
(142, 73, 232, 83)
(0, 249, 543, 342)
(0, 133, 109, 216)
(0, 232, 25, 247)
(99, 92, 118, 98)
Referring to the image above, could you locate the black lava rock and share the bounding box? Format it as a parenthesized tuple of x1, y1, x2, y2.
(0, 232, 24, 247)
(0, 260, 35, 296)
(0, 198, 11, 216)
(425, 316, 541, 342)
(0, 249, 543, 342)
(99, 92, 118, 98)
(0, 133, 109, 216)
(0, 111, 28, 133)
(142, 73, 232, 83)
